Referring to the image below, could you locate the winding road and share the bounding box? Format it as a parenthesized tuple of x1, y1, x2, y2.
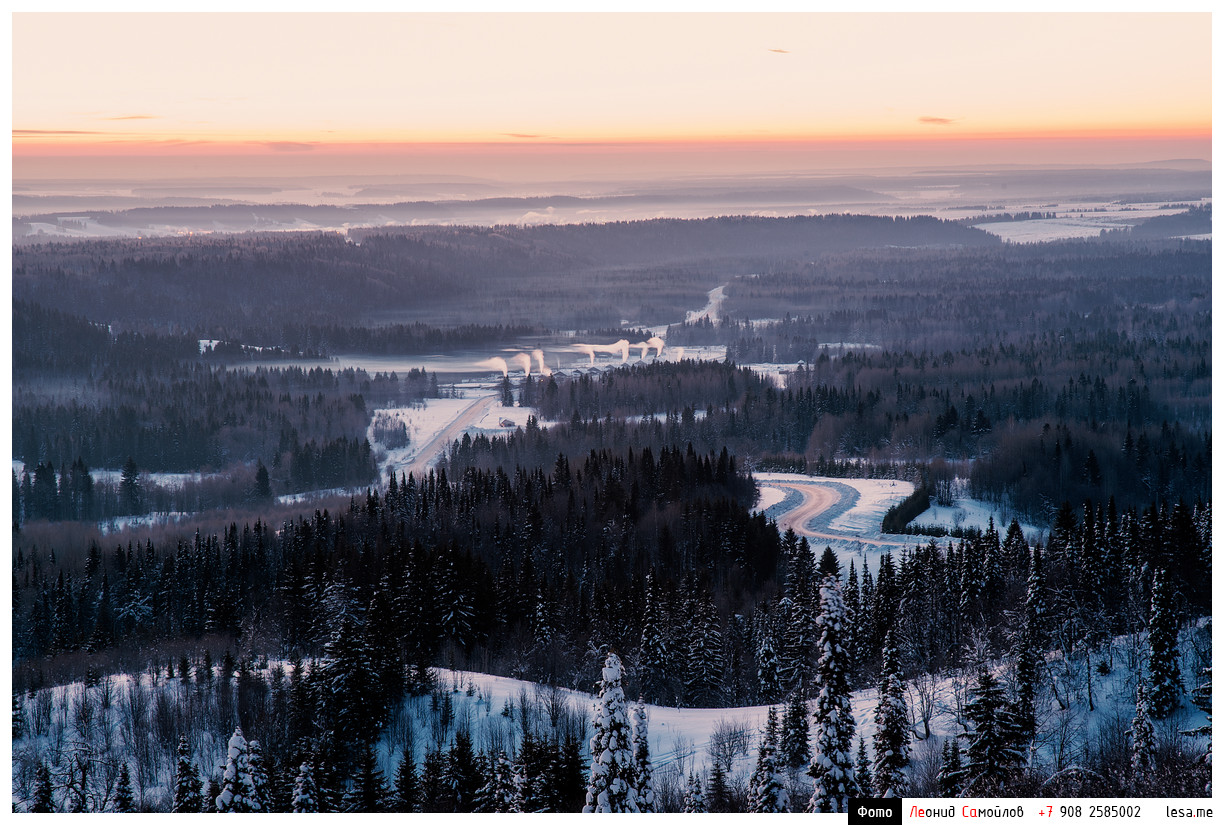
(764, 479, 915, 549)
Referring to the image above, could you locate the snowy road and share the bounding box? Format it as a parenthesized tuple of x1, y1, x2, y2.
(767, 479, 915, 549)
(404, 393, 501, 479)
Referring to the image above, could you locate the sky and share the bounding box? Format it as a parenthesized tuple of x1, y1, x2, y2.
(11, 12, 1213, 181)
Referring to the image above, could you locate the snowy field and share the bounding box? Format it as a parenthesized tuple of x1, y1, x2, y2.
(368, 396, 496, 477)
(367, 394, 551, 480)
(12, 461, 221, 491)
(15, 630, 1209, 810)
(752, 484, 788, 513)
(972, 203, 1203, 243)
(469, 404, 541, 431)
(912, 496, 1045, 542)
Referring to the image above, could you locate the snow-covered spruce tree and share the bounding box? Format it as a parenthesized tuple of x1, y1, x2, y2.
(807, 577, 858, 813)
(844, 561, 861, 672)
(685, 596, 725, 707)
(115, 763, 135, 812)
(320, 601, 386, 752)
(246, 738, 268, 812)
(748, 706, 790, 812)
(756, 628, 782, 704)
(962, 669, 1023, 796)
(631, 702, 656, 812)
(173, 735, 203, 813)
(777, 596, 811, 695)
(216, 726, 258, 812)
(583, 652, 639, 813)
(292, 762, 319, 813)
(1013, 546, 1047, 746)
(682, 772, 707, 813)
(781, 689, 811, 768)
(1129, 682, 1157, 791)
(638, 570, 671, 704)
(855, 737, 873, 796)
(477, 750, 518, 813)
(937, 738, 964, 798)
(872, 630, 911, 798)
(1147, 568, 1182, 719)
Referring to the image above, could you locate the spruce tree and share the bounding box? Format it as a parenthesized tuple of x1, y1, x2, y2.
(748, 706, 790, 812)
(172, 735, 203, 813)
(32, 761, 54, 813)
(344, 743, 388, 812)
(937, 738, 964, 798)
(682, 772, 707, 813)
(638, 571, 671, 703)
(807, 578, 858, 813)
(1014, 547, 1046, 746)
(777, 596, 810, 695)
(1129, 683, 1157, 791)
(477, 750, 518, 813)
(631, 703, 656, 812)
(1147, 568, 1181, 718)
(962, 669, 1023, 796)
(872, 630, 911, 798)
(855, 737, 873, 797)
(583, 652, 638, 812)
(781, 689, 811, 768)
(419, 748, 447, 813)
(216, 726, 256, 812)
(685, 597, 725, 707)
(757, 630, 782, 703)
(203, 778, 221, 813)
(291, 763, 319, 813)
(320, 603, 384, 751)
(246, 738, 268, 812)
(390, 751, 419, 813)
(114, 763, 135, 812)
(444, 730, 482, 813)
(707, 760, 730, 812)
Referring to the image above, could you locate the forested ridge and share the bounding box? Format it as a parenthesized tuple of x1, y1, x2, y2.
(12, 214, 996, 330)
(11, 443, 1211, 807)
(10, 220, 1212, 809)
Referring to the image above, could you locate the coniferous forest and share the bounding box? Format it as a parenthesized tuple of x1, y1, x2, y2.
(10, 219, 1211, 810)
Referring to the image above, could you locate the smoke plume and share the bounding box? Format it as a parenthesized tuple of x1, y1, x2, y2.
(477, 356, 510, 377)
(512, 352, 533, 377)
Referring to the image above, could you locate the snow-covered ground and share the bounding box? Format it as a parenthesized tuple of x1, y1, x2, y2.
(16, 629, 1209, 810)
(912, 495, 1044, 541)
(752, 484, 788, 513)
(98, 511, 193, 535)
(367, 393, 552, 480)
(685, 284, 726, 324)
(12, 461, 222, 491)
(971, 203, 1201, 243)
(470, 403, 540, 431)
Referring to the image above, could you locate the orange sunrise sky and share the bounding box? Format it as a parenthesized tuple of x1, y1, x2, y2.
(11, 12, 1212, 180)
